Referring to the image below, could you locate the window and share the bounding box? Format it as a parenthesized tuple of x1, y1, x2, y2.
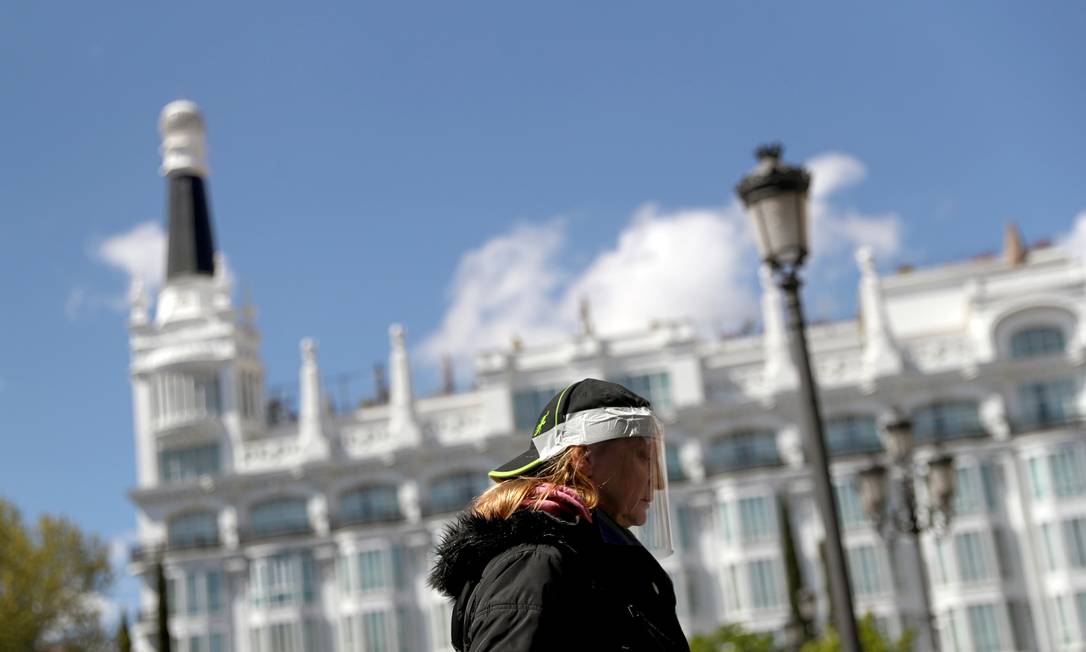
(250, 552, 315, 608)
(430, 601, 453, 652)
(834, 482, 866, 529)
(953, 467, 984, 516)
(706, 430, 780, 474)
(1051, 446, 1086, 498)
(250, 620, 318, 652)
(187, 630, 225, 652)
(174, 570, 224, 617)
(169, 511, 219, 549)
(611, 372, 672, 412)
(1042, 523, 1059, 570)
(249, 498, 310, 538)
(738, 496, 774, 543)
(747, 558, 782, 609)
(151, 371, 222, 426)
(1055, 596, 1075, 646)
(428, 472, 489, 515)
(1063, 517, 1086, 568)
(512, 385, 565, 431)
(1028, 457, 1047, 499)
(911, 401, 984, 442)
(159, 443, 220, 484)
(1076, 593, 1086, 644)
(725, 564, 743, 612)
(967, 604, 1005, 652)
(848, 545, 885, 596)
(955, 531, 994, 582)
(1010, 326, 1065, 359)
(339, 485, 401, 525)
(665, 445, 686, 482)
(824, 415, 881, 456)
(341, 612, 391, 652)
(239, 370, 263, 421)
(718, 502, 734, 544)
(1017, 378, 1077, 428)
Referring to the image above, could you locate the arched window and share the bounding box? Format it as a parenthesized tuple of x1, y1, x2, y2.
(338, 485, 402, 526)
(428, 471, 490, 515)
(248, 497, 310, 539)
(666, 445, 686, 482)
(911, 401, 984, 442)
(705, 430, 780, 474)
(824, 415, 882, 456)
(168, 511, 219, 549)
(1010, 326, 1066, 359)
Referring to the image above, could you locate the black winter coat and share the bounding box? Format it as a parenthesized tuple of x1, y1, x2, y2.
(428, 508, 690, 652)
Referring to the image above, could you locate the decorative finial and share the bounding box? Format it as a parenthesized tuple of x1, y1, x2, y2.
(755, 143, 783, 162)
(389, 323, 406, 349)
(301, 338, 317, 361)
(159, 100, 209, 178)
(855, 246, 876, 274)
(578, 296, 594, 337)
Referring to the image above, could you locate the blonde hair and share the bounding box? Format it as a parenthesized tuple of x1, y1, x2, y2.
(472, 445, 599, 520)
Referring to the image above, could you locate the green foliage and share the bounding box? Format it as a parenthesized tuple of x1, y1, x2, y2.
(689, 623, 778, 652)
(690, 615, 913, 652)
(800, 614, 915, 652)
(116, 612, 132, 652)
(0, 496, 113, 652)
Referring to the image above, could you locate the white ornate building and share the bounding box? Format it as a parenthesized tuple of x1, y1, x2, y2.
(128, 101, 1086, 652)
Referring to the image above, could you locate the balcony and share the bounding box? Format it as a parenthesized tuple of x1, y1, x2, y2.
(1010, 410, 1085, 435)
(129, 536, 222, 563)
(239, 524, 314, 544)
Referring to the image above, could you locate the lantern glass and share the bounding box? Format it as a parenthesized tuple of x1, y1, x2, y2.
(856, 464, 889, 521)
(927, 455, 957, 514)
(747, 190, 809, 268)
(881, 415, 915, 463)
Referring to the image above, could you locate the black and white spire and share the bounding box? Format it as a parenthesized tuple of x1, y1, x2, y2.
(160, 100, 216, 281)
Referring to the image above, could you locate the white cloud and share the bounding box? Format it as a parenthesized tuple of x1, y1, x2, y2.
(807, 152, 867, 199)
(96, 221, 167, 292)
(805, 152, 903, 267)
(98, 530, 140, 630)
(563, 203, 757, 337)
(420, 203, 760, 365)
(422, 151, 903, 369)
(419, 221, 571, 363)
(1059, 210, 1086, 260)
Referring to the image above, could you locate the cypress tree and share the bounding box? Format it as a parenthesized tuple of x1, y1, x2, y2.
(155, 556, 172, 652)
(116, 612, 132, 652)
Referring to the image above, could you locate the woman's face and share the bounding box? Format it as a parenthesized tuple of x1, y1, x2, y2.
(586, 437, 656, 528)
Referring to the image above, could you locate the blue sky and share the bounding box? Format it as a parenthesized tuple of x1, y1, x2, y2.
(2, 0, 1085, 625)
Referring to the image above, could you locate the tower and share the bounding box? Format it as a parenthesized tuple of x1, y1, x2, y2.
(128, 101, 266, 498)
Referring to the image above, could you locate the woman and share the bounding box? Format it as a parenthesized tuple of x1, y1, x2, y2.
(429, 378, 689, 651)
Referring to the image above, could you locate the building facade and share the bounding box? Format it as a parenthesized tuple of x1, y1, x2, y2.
(129, 101, 1086, 652)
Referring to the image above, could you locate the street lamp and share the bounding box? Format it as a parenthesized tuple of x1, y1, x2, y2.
(857, 413, 956, 651)
(736, 144, 862, 652)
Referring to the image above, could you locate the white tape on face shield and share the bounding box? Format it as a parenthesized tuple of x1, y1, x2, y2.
(535, 407, 674, 556)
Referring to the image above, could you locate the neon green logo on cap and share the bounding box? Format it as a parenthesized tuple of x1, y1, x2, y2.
(534, 413, 548, 436)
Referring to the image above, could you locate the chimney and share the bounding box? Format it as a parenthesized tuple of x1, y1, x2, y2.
(1003, 222, 1027, 266)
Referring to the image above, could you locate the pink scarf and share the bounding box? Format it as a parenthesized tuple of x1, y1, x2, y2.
(520, 483, 593, 523)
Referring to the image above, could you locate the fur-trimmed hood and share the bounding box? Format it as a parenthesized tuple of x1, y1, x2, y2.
(428, 509, 595, 599)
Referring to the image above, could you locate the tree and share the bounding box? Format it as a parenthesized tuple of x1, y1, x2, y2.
(689, 623, 778, 652)
(0, 496, 113, 652)
(155, 556, 172, 652)
(116, 612, 132, 652)
(800, 613, 915, 652)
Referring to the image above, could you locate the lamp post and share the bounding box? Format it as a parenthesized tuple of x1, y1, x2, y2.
(736, 144, 862, 652)
(857, 412, 956, 652)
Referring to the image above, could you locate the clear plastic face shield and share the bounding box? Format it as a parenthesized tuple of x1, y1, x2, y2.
(535, 407, 673, 557)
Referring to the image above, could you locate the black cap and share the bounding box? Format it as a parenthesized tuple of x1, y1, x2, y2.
(489, 378, 651, 480)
